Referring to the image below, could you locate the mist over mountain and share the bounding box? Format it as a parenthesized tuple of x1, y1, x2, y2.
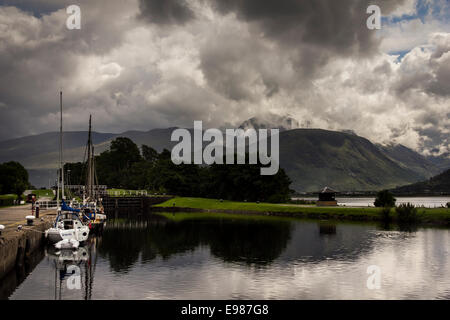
(0, 118, 447, 192)
(238, 115, 300, 132)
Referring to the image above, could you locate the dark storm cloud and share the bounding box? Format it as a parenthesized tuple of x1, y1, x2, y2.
(210, 0, 406, 54)
(0, 0, 448, 157)
(0, 1, 137, 140)
(138, 0, 195, 25)
(194, 0, 410, 102)
(1, 0, 68, 17)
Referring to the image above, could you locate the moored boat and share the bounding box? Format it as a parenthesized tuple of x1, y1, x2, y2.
(45, 91, 90, 247)
(80, 115, 107, 232)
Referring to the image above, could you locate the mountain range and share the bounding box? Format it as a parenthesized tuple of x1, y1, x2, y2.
(392, 169, 450, 195)
(0, 117, 448, 192)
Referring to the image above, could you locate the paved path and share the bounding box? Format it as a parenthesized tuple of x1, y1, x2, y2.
(0, 205, 54, 228)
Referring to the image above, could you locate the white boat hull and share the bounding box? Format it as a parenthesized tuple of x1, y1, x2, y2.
(46, 225, 90, 244)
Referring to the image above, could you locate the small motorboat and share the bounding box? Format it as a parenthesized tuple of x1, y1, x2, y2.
(46, 211, 90, 244)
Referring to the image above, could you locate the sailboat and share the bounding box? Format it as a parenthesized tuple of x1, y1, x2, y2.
(45, 91, 90, 249)
(80, 115, 107, 232)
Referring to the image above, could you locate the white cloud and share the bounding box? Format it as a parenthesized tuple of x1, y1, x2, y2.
(0, 0, 448, 156)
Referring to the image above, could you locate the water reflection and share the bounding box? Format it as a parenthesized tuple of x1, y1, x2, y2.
(5, 213, 450, 299)
(0, 247, 44, 299)
(47, 246, 89, 300)
(99, 218, 293, 270)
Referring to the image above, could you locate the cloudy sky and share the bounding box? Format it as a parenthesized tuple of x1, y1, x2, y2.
(0, 0, 449, 155)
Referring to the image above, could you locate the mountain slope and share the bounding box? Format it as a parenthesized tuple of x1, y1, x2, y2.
(426, 153, 450, 172)
(0, 131, 116, 168)
(279, 129, 423, 192)
(392, 169, 450, 194)
(376, 143, 441, 179)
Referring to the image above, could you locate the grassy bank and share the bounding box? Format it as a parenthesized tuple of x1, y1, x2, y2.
(154, 197, 450, 225)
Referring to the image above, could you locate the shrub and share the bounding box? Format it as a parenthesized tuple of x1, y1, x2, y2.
(446, 202, 450, 208)
(374, 190, 396, 207)
(379, 206, 392, 222)
(396, 203, 418, 223)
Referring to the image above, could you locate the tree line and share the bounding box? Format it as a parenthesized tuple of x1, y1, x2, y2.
(66, 137, 293, 203)
(0, 161, 30, 198)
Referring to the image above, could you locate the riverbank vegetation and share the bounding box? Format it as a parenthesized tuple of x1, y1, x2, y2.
(66, 137, 293, 203)
(0, 161, 30, 199)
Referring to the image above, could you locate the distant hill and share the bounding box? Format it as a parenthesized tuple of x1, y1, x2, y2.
(392, 169, 450, 194)
(377, 143, 441, 179)
(426, 152, 450, 172)
(0, 124, 446, 191)
(0, 129, 176, 187)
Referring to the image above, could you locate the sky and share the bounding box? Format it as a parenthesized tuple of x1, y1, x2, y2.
(0, 0, 449, 155)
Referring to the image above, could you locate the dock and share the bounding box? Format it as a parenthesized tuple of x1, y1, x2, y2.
(0, 205, 55, 281)
(0, 196, 173, 282)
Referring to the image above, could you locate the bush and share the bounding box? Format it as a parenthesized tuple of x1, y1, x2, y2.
(379, 206, 392, 222)
(0, 195, 16, 207)
(396, 203, 418, 223)
(374, 190, 396, 207)
(446, 202, 450, 208)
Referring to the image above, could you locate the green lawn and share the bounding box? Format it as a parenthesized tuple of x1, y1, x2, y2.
(155, 197, 450, 224)
(31, 189, 53, 198)
(156, 197, 379, 214)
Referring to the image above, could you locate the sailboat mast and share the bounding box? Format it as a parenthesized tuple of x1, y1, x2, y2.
(92, 145, 95, 201)
(86, 115, 93, 200)
(60, 91, 64, 200)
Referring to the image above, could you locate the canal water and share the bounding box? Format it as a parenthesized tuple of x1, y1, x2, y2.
(4, 213, 450, 300)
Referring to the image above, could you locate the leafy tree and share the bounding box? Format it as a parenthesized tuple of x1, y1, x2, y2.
(64, 162, 85, 185)
(96, 137, 143, 187)
(0, 161, 30, 199)
(69, 140, 293, 203)
(109, 137, 142, 170)
(374, 189, 396, 207)
(142, 145, 158, 163)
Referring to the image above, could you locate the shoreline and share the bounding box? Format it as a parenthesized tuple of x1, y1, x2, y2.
(153, 197, 450, 227)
